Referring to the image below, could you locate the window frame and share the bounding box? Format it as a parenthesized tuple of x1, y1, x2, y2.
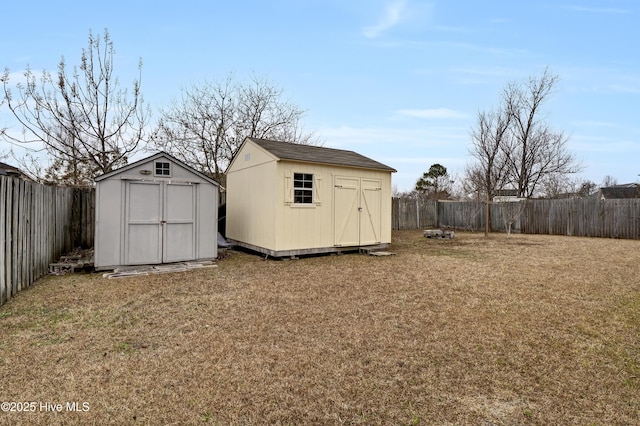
(293, 172, 314, 205)
(154, 161, 171, 177)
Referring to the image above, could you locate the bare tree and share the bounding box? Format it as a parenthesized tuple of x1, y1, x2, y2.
(465, 68, 581, 235)
(0, 97, 5, 145)
(1, 29, 148, 186)
(499, 200, 526, 238)
(540, 174, 598, 198)
(467, 107, 512, 236)
(0, 97, 10, 162)
(150, 74, 316, 184)
(235, 75, 315, 144)
(576, 179, 598, 197)
(540, 172, 577, 198)
(151, 75, 236, 184)
(502, 68, 580, 197)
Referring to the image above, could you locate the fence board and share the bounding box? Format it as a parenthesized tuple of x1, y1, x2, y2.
(71, 188, 95, 248)
(0, 178, 6, 305)
(0, 176, 96, 306)
(392, 198, 437, 230)
(438, 201, 485, 231)
(11, 179, 18, 296)
(393, 196, 640, 239)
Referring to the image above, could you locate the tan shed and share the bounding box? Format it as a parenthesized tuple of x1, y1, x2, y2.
(94, 152, 219, 270)
(226, 138, 396, 257)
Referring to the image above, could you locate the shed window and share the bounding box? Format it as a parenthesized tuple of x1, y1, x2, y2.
(293, 173, 313, 204)
(155, 161, 171, 176)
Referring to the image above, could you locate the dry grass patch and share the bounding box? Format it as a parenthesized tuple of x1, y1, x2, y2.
(1, 231, 639, 425)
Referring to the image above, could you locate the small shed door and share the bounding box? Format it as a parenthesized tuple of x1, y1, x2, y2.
(360, 178, 382, 245)
(334, 176, 382, 246)
(334, 176, 360, 246)
(163, 183, 196, 263)
(124, 181, 197, 265)
(124, 181, 163, 265)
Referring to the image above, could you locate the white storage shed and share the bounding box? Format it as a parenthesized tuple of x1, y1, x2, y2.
(226, 138, 396, 257)
(94, 152, 219, 270)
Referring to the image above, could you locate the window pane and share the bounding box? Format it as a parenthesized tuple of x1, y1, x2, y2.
(155, 162, 170, 176)
(293, 173, 313, 204)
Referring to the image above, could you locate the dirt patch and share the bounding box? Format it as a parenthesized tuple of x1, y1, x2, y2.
(0, 230, 639, 424)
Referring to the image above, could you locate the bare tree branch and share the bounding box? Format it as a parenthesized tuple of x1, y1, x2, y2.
(502, 68, 581, 197)
(151, 73, 318, 185)
(467, 107, 512, 235)
(1, 29, 149, 186)
(466, 68, 581, 204)
(466, 68, 582, 234)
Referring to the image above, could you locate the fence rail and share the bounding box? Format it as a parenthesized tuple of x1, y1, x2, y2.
(0, 176, 94, 306)
(393, 197, 640, 239)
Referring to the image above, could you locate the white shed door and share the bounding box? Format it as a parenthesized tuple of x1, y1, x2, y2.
(334, 176, 382, 247)
(124, 181, 196, 265)
(334, 176, 360, 246)
(163, 183, 196, 263)
(360, 178, 382, 245)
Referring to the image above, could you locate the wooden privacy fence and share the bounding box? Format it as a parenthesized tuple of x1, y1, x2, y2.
(520, 198, 640, 238)
(392, 197, 438, 229)
(393, 197, 640, 239)
(71, 187, 95, 248)
(0, 176, 95, 306)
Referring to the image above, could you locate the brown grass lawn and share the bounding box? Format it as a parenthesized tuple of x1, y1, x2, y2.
(1, 231, 639, 425)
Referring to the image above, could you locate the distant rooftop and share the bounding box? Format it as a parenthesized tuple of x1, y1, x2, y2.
(597, 183, 640, 199)
(494, 189, 519, 197)
(0, 161, 24, 177)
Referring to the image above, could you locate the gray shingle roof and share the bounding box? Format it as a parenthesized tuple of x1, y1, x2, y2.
(598, 184, 640, 199)
(248, 138, 396, 172)
(0, 161, 24, 177)
(494, 189, 519, 197)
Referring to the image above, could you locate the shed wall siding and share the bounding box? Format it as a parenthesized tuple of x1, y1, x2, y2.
(274, 162, 393, 251)
(110, 159, 211, 182)
(275, 162, 333, 251)
(197, 183, 218, 259)
(226, 141, 277, 173)
(226, 159, 278, 251)
(95, 179, 124, 268)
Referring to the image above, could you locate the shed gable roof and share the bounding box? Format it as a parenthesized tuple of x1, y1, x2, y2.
(247, 138, 396, 172)
(94, 151, 220, 186)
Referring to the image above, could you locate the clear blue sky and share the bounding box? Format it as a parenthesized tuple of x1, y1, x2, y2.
(1, 1, 638, 192)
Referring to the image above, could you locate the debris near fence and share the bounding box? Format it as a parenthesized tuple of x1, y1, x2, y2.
(48, 248, 94, 275)
(424, 229, 455, 239)
(102, 261, 218, 279)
